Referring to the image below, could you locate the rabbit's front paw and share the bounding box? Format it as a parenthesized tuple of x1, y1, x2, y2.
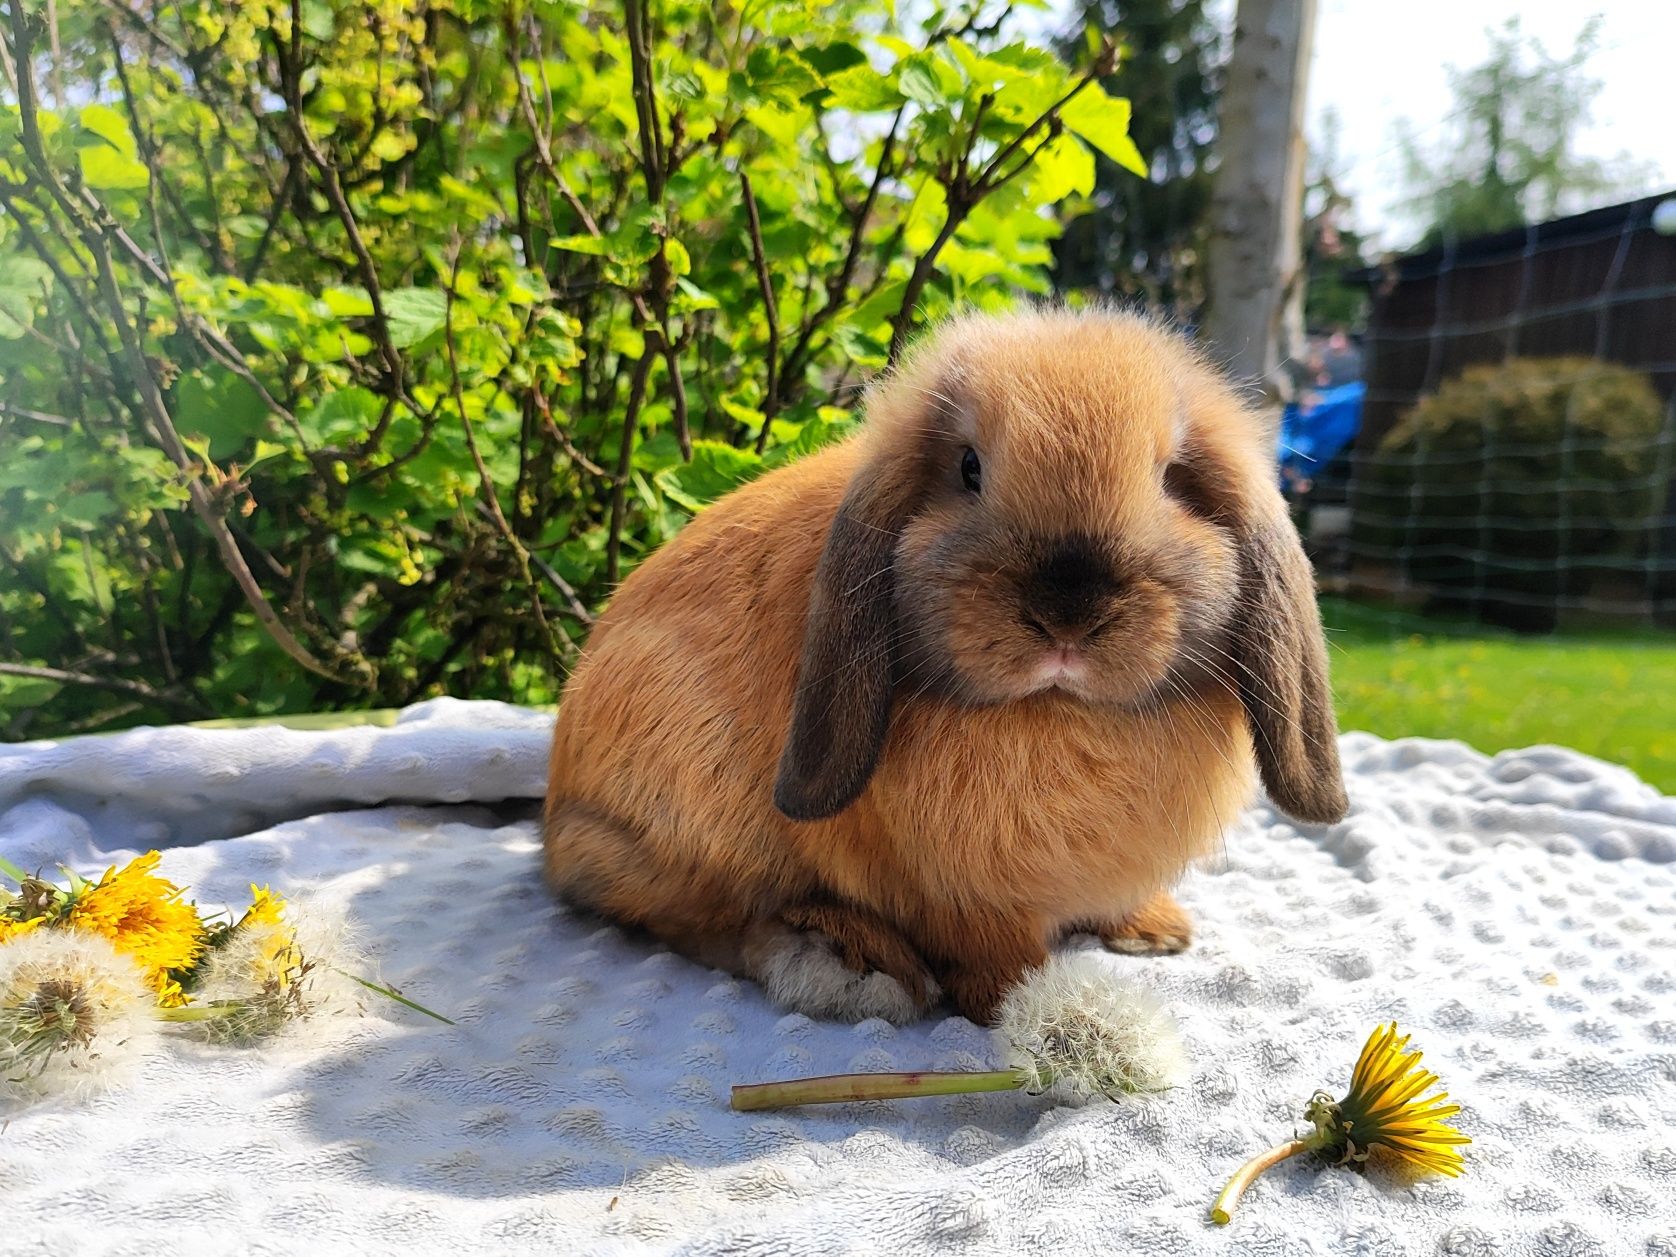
(1098, 892, 1192, 956)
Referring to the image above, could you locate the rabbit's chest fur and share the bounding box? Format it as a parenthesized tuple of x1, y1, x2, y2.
(838, 684, 1258, 924)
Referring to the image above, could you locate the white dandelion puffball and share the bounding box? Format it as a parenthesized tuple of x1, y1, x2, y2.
(0, 928, 158, 1105)
(996, 952, 1188, 1098)
(192, 901, 365, 1044)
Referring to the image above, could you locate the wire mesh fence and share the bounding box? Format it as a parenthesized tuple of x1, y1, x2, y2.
(1296, 192, 1676, 633)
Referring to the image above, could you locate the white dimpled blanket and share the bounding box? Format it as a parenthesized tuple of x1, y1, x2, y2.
(1, 698, 1673, 1256)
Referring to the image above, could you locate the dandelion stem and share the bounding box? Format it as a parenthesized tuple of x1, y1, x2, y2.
(1210, 1139, 1312, 1225)
(731, 1068, 1024, 1112)
(333, 969, 455, 1025)
(156, 1003, 241, 1023)
(0, 854, 31, 885)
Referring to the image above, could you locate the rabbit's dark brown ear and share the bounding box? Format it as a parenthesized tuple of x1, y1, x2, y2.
(774, 461, 917, 822)
(1229, 490, 1349, 824)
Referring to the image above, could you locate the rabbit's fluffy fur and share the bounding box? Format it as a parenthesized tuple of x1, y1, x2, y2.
(544, 308, 1347, 1025)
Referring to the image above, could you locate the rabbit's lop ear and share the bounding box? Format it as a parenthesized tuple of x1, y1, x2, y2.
(774, 461, 916, 822)
(1227, 471, 1349, 824)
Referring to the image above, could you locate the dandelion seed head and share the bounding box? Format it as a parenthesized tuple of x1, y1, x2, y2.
(0, 928, 157, 1105)
(191, 900, 364, 1044)
(996, 952, 1188, 1099)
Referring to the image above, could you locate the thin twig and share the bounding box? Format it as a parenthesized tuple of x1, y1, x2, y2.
(780, 105, 905, 386)
(0, 662, 207, 717)
(888, 52, 1111, 363)
(740, 169, 781, 455)
(531, 555, 594, 627)
(970, 54, 1109, 192)
(622, 0, 665, 202)
(605, 352, 656, 586)
(279, 0, 403, 452)
(0, 400, 73, 427)
(443, 243, 575, 662)
(621, 0, 691, 461)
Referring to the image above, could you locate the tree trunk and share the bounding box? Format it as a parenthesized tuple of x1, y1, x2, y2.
(1202, 0, 1317, 401)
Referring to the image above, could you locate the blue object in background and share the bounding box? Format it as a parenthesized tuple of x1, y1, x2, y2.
(1278, 380, 1365, 484)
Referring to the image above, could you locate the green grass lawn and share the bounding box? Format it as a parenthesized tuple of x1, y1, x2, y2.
(1321, 597, 1676, 793)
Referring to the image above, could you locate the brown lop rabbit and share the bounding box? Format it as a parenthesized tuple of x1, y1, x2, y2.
(544, 308, 1348, 1025)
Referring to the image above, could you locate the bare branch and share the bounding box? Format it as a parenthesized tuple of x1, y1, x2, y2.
(656, 323, 692, 461)
(0, 663, 208, 718)
(622, 0, 665, 203)
(606, 352, 656, 586)
(740, 170, 782, 455)
(0, 400, 74, 427)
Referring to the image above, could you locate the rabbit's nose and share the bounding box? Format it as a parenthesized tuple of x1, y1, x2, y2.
(1023, 535, 1121, 638)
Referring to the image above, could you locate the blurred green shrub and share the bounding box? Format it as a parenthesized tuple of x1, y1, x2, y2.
(1352, 356, 1667, 631)
(0, 0, 1143, 736)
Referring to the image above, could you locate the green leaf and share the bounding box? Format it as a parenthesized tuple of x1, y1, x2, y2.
(382, 288, 449, 348)
(825, 64, 904, 111)
(744, 46, 822, 101)
(299, 0, 336, 40)
(321, 286, 375, 318)
(897, 57, 943, 108)
(0, 676, 61, 718)
(550, 233, 611, 256)
(0, 257, 52, 339)
(78, 145, 149, 190)
(369, 129, 410, 162)
(720, 396, 765, 430)
(946, 40, 1018, 93)
(769, 414, 858, 464)
(631, 428, 685, 474)
(656, 441, 764, 511)
(174, 371, 272, 459)
(802, 42, 867, 77)
(1059, 88, 1147, 176)
(1028, 133, 1096, 201)
(672, 277, 720, 313)
(300, 387, 383, 443)
(77, 104, 138, 159)
(55, 490, 117, 530)
(831, 320, 890, 368)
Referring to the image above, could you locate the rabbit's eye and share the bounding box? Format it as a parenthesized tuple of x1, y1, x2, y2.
(960, 447, 982, 494)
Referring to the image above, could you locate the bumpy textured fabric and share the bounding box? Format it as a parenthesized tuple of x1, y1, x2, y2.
(1, 700, 1673, 1256)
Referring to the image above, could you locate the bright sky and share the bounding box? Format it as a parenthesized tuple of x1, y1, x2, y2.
(1310, 0, 1676, 248)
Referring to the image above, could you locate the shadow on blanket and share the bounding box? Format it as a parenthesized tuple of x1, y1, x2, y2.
(284, 805, 1059, 1199)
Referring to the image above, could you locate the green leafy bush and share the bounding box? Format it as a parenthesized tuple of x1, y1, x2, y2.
(1351, 356, 1667, 631)
(0, 0, 1144, 737)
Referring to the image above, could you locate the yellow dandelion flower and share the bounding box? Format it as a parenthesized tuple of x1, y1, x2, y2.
(1313, 1022, 1469, 1176)
(0, 917, 45, 944)
(1212, 1021, 1469, 1224)
(237, 885, 287, 932)
(155, 977, 190, 1009)
(68, 852, 205, 1001)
